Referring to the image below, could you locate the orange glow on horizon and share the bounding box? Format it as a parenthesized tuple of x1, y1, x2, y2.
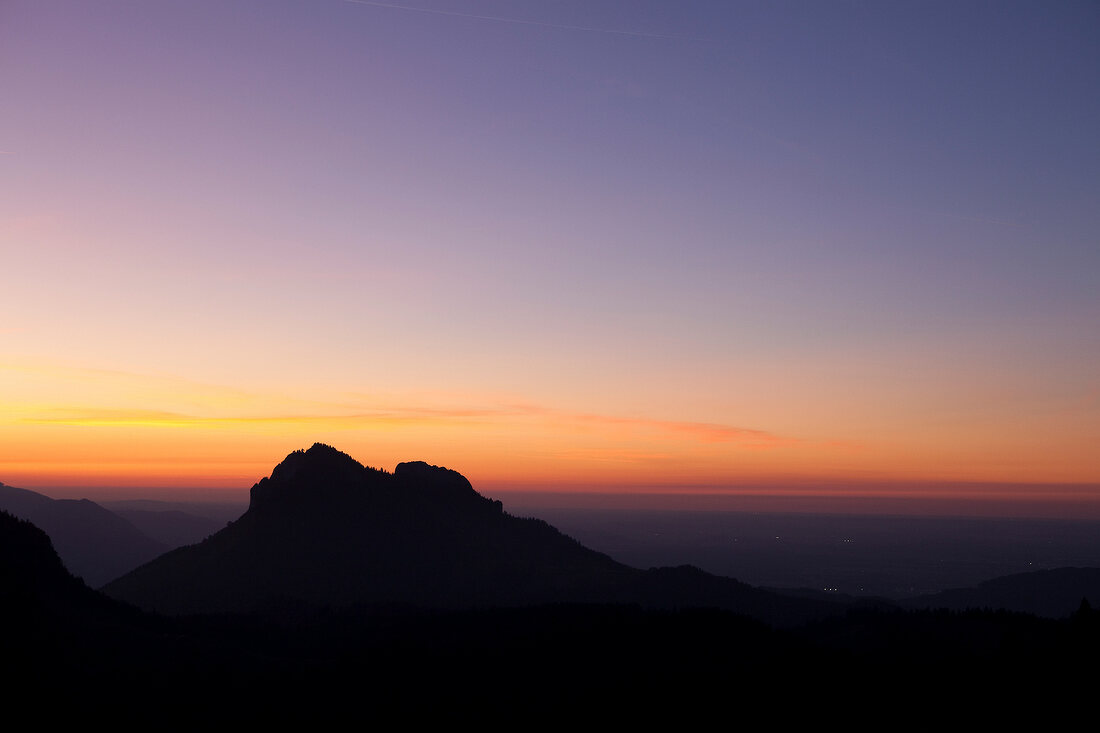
(2, 360, 1098, 508)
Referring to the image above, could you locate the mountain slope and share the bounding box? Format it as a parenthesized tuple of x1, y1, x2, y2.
(103, 444, 836, 625)
(0, 509, 91, 615)
(0, 481, 167, 585)
(903, 566, 1100, 618)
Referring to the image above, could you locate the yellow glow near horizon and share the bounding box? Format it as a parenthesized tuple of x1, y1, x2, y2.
(3, 356, 1098, 502)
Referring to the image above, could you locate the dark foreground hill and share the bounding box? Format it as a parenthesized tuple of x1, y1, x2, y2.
(0, 481, 166, 585)
(0, 508, 300, 721)
(1, 507, 793, 721)
(1, 508, 97, 615)
(6, 503, 1100, 724)
(103, 444, 838, 626)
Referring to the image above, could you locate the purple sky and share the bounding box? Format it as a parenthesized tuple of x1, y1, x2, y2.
(1, 1, 1098, 495)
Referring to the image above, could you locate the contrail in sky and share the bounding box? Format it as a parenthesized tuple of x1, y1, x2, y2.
(343, 0, 695, 40)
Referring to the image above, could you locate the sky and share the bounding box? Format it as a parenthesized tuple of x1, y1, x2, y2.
(1, 1, 1098, 510)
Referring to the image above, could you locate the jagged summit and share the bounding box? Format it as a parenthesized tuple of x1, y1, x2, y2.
(393, 460, 502, 514)
(394, 459, 469, 486)
(270, 443, 370, 480)
(247, 444, 493, 516)
(102, 445, 836, 625)
(249, 443, 386, 513)
(104, 444, 609, 613)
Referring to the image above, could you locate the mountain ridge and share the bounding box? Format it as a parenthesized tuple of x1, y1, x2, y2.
(0, 481, 166, 586)
(103, 443, 838, 625)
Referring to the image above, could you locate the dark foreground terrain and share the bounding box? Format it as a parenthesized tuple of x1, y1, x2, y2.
(7, 542, 1098, 725)
(5, 446, 1099, 724)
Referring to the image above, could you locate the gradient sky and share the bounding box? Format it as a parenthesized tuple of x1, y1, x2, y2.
(2, 1, 1098, 507)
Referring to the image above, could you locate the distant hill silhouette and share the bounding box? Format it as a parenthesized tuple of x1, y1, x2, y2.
(0, 481, 166, 585)
(103, 444, 838, 625)
(111, 507, 224, 547)
(903, 567, 1100, 618)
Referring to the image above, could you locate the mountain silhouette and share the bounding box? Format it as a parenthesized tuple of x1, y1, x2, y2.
(7, 468, 1099, 724)
(0, 481, 166, 586)
(902, 566, 1100, 618)
(103, 444, 837, 624)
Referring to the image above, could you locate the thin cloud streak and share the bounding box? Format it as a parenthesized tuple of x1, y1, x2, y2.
(22, 402, 789, 446)
(570, 412, 786, 445)
(492, 402, 788, 445)
(22, 409, 465, 429)
(5, 361, 793, 448)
